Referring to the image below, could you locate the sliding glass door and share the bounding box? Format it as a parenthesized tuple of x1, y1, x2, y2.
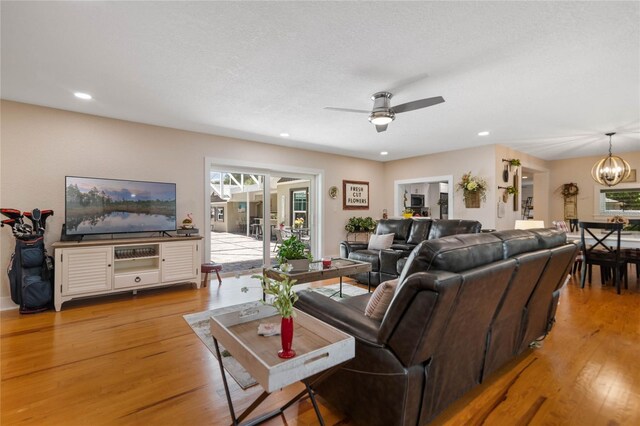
(207, 164, 317, 275)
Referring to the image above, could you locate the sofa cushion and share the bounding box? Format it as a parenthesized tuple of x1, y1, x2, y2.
(376, 219, 413, 242)
(428, 219, 482, 240)
(349, 250, 380, 271)
(368, 233, 395, 250)
(492, 230, 540, 258)
(529, 228, 567, 249)
(407, 219, 432, 245)
(390, 243, 416, 252)
(364, 278, 399, 320)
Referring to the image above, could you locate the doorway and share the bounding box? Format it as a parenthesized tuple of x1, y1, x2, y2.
(394, 175, 454, 218)
(205, 160, 321, 276)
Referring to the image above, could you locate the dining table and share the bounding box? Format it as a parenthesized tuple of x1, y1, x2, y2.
(566, 231, 640, 249)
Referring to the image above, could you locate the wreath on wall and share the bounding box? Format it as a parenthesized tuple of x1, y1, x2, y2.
(561, 183, 579, 199)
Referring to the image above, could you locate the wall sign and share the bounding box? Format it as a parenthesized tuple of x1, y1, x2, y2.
(343, 180, 369, 210)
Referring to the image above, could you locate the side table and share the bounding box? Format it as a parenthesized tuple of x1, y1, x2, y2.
(209, 303, 355, 425)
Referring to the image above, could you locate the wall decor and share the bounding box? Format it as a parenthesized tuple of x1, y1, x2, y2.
(343, 180, 369, 210)
(560, 183, 579, 220)
(328, 186, 338, 199)
(457, 172, 487, 209)
(513, 170, 519, 211)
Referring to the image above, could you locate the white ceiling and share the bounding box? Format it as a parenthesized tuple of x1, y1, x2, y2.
(2, 1, 639, 162)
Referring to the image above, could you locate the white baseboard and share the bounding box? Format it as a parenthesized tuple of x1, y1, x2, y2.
(1, 296, 18, 311)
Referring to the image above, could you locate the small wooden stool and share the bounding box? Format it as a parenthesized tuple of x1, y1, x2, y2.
(201, 263, 222, 287)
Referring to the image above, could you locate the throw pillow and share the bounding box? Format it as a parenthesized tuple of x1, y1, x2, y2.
(368, 233, 395, 250)
(364, 278, 399, 321)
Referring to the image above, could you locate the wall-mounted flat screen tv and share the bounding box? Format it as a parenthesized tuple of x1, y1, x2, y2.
(65, 176, 176, 235)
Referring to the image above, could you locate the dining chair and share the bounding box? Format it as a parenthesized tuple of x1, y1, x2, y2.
(623, 248, 640, 281)
(553, 220, 583, 277)
(569, 219, 579, 232)
(579, 221, 626, 294)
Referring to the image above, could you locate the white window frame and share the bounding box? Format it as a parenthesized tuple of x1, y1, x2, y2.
(593, 183, 640, 218)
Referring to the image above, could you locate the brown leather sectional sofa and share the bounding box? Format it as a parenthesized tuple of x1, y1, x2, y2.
(339, 218, 482, 286)
(297, 229, 577, 426)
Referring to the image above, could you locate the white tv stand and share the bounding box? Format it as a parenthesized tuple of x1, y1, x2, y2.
(52, 236, 202, 311)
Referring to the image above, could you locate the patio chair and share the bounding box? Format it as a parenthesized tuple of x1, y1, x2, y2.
(273, 228, 283, 252)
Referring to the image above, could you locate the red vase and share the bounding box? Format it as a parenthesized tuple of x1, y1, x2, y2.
(278, 316, 296, 359)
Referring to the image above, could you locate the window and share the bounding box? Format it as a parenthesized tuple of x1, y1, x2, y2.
(595, 185, 640, 217)
(291, 189, 308, 224)
(217, 207, 224, 221)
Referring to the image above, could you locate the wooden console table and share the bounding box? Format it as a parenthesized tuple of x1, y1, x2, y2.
(52, 236, 202, 310)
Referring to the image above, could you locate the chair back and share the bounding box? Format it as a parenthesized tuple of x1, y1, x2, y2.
(552, 220, 570, 232)
(579, 221, 623, 255)
(273, 228, 283, 243)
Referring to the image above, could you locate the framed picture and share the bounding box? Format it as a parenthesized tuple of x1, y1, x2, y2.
(343, 180, 369, 210)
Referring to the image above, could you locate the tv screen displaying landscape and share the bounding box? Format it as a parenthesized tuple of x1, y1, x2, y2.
(65, 176, 177, 235)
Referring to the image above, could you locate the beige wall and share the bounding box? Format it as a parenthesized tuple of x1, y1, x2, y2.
(0, 101, 385, 305)
(382, 145, 498, 229)
(548, 152, 640, 222)
(494, 145, 551, 230)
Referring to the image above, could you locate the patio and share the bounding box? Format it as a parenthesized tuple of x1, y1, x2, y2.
(210, 231, 278, 275)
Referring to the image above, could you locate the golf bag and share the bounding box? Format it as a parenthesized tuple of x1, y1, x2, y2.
(8, 237, 53, 313)
(2, 208, 54, 313)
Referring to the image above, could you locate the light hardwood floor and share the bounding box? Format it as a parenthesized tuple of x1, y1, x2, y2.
(1, 270, 639, 425)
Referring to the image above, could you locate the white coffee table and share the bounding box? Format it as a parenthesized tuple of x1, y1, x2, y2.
(209, 303, 355, 425)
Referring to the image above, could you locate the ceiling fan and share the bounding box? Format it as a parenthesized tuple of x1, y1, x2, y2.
(325, 91, 445, 133)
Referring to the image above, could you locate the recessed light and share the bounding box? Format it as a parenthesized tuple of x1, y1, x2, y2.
(74, 92, 92, 100)
(279, 133, 290, 137)
(478, 131, 490, 136)
(522, 176, 529, 179)
(380, 151, 388, 156)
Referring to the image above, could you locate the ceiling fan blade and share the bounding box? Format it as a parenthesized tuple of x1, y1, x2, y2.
(391, 96, 445, 114)
(324, 107, 370, 114)
(375, 124, 388, 133)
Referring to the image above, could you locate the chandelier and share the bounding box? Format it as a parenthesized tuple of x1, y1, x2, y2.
(591, 132, 631, 187)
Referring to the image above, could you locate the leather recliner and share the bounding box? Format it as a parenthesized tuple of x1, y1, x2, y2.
(339, 218, 482, 286)
(296, 229, 577, 426)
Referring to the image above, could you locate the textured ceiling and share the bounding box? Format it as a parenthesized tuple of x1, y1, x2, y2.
(1, 1, 638, 161)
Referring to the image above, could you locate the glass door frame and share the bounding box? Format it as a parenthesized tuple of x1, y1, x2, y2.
(204, 158, 323, 269)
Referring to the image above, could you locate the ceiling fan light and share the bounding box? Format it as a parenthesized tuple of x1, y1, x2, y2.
(369, 111, 395, 125)
(591, 133, 631, 187)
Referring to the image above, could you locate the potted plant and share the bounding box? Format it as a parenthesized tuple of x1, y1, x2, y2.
(402, 208, 414, 218)
(457, 172, 488, 208)
(250, 272, 299, 358)
(344, 216, 377, 233)
(276, 235, 312, 271)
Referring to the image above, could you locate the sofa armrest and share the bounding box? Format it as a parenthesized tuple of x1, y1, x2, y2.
(295, 291, 382, 346)
(339, 241, 369, 258)
(379, 249, 405, 275)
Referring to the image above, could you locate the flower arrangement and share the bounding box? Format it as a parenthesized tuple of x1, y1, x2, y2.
(505, 185, 518, 195)
(242, 273, 299, 318)
(293, 217, 305, 229)
(457, 172, 488, 202)
(608, 215, 629, 226)
(560, 183, 579, 199)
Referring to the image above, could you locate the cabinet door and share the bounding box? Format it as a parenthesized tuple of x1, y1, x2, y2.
(61, 247, 113, 295)
(161, 241, 197, 282)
